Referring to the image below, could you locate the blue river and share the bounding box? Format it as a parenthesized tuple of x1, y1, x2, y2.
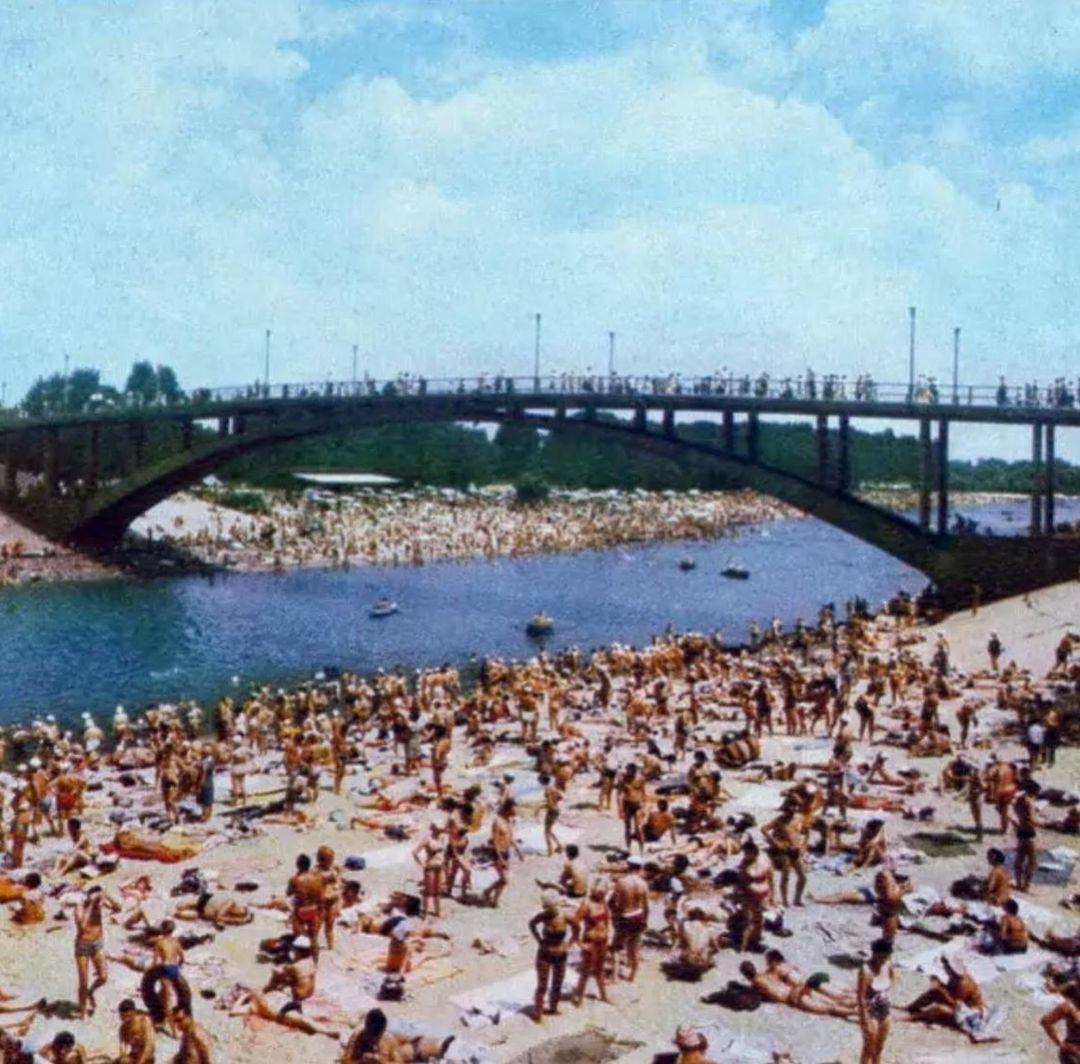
(0, 495, 1075, 725)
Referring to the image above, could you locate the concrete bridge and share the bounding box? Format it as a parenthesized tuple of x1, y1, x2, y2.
(1, 374, 1078, 604)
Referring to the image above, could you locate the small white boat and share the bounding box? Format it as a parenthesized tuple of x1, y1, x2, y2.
(678, 557, 697, 571)
(369, 598, 399, 618)
(526, 611, 554, 637)
(721, 563, 750, 580)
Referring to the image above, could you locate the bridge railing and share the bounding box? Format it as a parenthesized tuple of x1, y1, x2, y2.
(188, 373, 1078, 410)
(6, 372, 1079, 421)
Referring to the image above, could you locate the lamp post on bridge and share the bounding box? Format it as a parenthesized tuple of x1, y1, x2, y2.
(264, 329, 271, 393)
(352, 344, 358, 386)
(608, 331, 615, 378)
(533, 312, 541, 392)
(952, 326, 960, 405)
(907, 306, 916, 402)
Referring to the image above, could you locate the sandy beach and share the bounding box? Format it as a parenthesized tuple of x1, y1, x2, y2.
(0, 575, 1073, 1062)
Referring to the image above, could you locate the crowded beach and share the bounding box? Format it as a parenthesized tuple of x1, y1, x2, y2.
(130, 487, 798, 574)
(0, 573, 1073, 1062)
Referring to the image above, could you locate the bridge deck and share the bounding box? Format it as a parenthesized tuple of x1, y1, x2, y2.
(3, 376, 1080, 432)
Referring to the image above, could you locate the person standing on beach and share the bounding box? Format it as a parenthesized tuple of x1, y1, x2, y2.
(286, 854, 324, 962)
(967, 770, 985, 842)
(609, 858, 649, 982)
(482, 798, 521, 908)
(1011, 781, 1040, 892)
(74, 886, 120, 1018)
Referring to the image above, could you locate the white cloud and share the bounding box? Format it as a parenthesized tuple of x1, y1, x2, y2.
(0, 1, 1078, 463)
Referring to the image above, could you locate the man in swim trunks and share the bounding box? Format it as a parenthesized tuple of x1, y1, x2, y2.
(482, 799, 521, 909)
(74, 886, 120, 1019)
(609, 858, 649, 982)
(287, 853, 325, 961)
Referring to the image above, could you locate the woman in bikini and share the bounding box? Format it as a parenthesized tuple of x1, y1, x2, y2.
(316, 845, 343, 951)
(411, 824, 445, 919)
(573, 880, 611, 1006)
(529, 893, 578, 1023)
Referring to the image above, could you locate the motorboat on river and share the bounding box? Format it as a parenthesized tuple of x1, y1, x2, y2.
(678, 557, 697, 571)
(721, 563, 750, 580)
(369, 598, 399, 618)
(526, 611, 555, 636)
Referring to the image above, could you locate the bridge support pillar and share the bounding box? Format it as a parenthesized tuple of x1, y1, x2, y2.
(217, 417, 229, 439)
(44, 428, 59, 496)
(936, 419, 949, 535)
(234, 415, 246, 435)
(746, 412, 759, 463)
(584, 404, 597, 424)
(555, 402, 567, 422)
(838, 414, 850, 493)
(632, 404, 646, 432)
(1031, 423, 1044, 535)
(722, 410, 734, 453)
(662, 407, 675, 438)
(815, 415, 829, 486)
(0, 436, 12, 498)
(86, 425, 101, 491)
(1045, 423, 1056, 533)
(180, 418, 193, 450)
(129, 423, 145, 469)
(918, 418, 932, 531)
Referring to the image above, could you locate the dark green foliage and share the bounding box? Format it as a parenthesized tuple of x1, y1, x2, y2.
(217, 488, 268, 515)
(217, 415, 1079, 494)
(513, 473, 550, 504)
(156, 365, 184, 404)
(21, 369, 119, 417)
(124, 361, 159, 404)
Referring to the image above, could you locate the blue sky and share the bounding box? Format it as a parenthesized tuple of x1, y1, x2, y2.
(2, 1, 1079, 459)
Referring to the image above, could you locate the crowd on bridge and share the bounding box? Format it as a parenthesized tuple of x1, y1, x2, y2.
(0, 583, 1074, 1061)
(205, 368, 1080, 408)
(14, 365, 1080, 420)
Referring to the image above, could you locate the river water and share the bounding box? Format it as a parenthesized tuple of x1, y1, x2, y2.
(1, 497, 1076, 725)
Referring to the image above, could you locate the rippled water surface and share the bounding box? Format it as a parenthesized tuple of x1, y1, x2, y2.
(0, 515, 939, 723)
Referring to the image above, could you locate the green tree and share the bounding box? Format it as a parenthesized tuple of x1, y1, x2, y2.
(156, 364, 183, 404)
(125, 360, 158, 404)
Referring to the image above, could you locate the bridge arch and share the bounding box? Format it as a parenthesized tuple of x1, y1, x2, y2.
(12, 398, 1078, 603)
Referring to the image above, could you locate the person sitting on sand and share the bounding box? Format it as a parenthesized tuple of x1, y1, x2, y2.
(39, 1030, 89, 1063)
(117, 998, 155, 1064)
(4, 872, 44, 925)
(985, 848, 1012, 906)
(263, 935, 316, 1014)
(662, 906, 719, 981)
(671, 1026, 717, 1064)
(905, 954, 986, 1025)
(980, 899, 1029, 954)
(172, 1009, 213, 1064)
